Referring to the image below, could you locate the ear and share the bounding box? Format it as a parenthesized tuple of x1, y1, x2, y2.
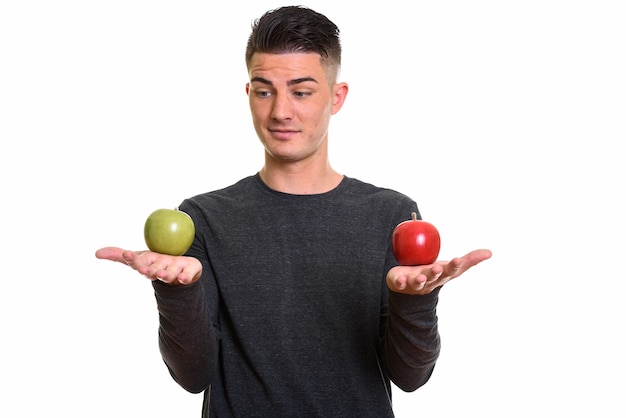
(331, 82, 349, 115)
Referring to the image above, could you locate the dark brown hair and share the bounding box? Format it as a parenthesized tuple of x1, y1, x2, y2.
(245, 6, 342, 81)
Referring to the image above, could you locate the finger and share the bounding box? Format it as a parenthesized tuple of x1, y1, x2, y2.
(149, 268, 178, 284)
(455, 249, 492, 272)
(388, 273, 407, 291)
(176, 272, 192, 285)
(445, 257, 463, 276)
(155, 259, 193, 284)
(430, 263, 444, 277)
(176, 264, 198, 284)
(122, 250, 137, 265)
(409, 274, 427, 291)
(465, 249, 493, 265)
(95, 247, 127, 263)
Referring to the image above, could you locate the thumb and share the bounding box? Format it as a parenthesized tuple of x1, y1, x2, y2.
(95, 247, 128, 264)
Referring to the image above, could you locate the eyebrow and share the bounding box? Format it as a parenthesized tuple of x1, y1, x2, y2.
(250, 76, 319, 86)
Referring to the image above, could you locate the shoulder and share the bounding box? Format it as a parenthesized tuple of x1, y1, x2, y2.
(340, 176, 420, 221)
(176, 175, 263, 217)
(342, 176, 415, 204)
(187, 176, 258, 202)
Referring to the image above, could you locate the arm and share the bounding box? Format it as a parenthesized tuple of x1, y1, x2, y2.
(383, 249, 493, 391)
(95, 247, 218, 393)
(383, 289, 441, 392)
(152, 279, 217, 393)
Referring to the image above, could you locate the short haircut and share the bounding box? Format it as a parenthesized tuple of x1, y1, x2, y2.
(245, 6, 342, 82)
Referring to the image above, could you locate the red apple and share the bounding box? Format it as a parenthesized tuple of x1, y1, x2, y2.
(392, 212, 441, 265)
(144, 208, 195, 256)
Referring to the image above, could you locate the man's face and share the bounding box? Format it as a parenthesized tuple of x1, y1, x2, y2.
(246, 52, 347, 164)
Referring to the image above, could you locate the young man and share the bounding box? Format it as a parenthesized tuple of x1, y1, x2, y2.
(96, 5, 491, 417)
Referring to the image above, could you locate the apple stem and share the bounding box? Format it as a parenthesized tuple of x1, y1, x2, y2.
(411, 212, 417, 221)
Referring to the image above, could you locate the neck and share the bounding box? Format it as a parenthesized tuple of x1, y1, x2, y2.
(258, 160, 343, 195)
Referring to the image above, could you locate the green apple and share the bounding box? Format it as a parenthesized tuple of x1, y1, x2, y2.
(144, 208, 195, 256)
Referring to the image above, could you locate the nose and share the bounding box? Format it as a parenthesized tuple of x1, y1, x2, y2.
(270, 91, 292, 121)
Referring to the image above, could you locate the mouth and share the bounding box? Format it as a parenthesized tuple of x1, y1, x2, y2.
(268, 128, 299, 140)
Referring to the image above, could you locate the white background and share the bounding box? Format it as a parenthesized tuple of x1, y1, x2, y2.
(1, 1, 624, 417)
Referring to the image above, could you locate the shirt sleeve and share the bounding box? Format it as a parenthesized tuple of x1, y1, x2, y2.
(382, 288, 442, 392)
(152, 279, 218, 393)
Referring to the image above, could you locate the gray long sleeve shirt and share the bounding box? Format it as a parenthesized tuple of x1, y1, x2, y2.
(152, 174, 441, 417)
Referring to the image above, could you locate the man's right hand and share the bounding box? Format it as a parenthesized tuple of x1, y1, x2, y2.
(95, 247, 202, 285)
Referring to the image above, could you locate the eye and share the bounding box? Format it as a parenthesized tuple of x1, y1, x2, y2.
(254, 90, 272, 98)
(293, 91, 311, 98)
